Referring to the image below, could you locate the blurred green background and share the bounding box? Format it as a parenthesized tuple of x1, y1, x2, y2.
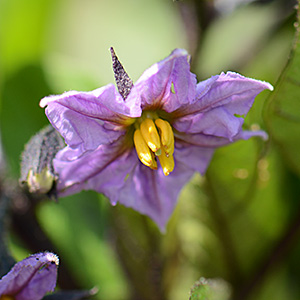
(1, 0, 300, 299)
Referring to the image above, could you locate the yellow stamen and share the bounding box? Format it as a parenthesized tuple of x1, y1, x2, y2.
(155, 119, 174, 157)
(133, 129, 157, 170)
(158, 148, 175, 176)
(140, 118, 161, 153)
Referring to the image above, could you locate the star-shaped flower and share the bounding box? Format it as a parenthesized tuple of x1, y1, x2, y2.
(40, 48, 273, 231)
(0, 252, 58, 300)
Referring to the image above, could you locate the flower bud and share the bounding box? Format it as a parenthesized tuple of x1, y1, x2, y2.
(19, 125, 64, 199)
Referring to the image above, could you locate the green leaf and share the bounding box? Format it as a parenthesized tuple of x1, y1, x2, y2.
(0, 65, 51, 175)
(0, 0, 54, 74)
(189, 278, 231, 300)
(264, 4, 300, 176)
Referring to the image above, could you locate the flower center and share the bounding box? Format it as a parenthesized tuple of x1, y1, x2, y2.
(133, 113, 175, 176)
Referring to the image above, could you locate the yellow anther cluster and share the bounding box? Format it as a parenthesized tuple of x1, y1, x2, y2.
(134, 118, 175, 176)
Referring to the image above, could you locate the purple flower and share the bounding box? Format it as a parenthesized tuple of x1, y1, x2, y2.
(0, 252, 59, 300)
(40, 48, 273, 231)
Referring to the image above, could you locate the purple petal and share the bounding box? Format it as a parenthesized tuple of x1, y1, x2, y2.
(56, 140, 195, 231)
(173, 106, 244, 140)
(235, 129, 268, 141)
(0, 252, 58, 300)
(118, 142, 215, 231)
(132, 49, 196, 112)
(44, 102, 126, 153)
(175, 131, 234, 148)
(175, 142, 215, 175)
(85, 149, 138, 204)
(40, 84, 141, 121)
(194, 72, 273, 115)
(16, 265, 57, 300)
(40, 84, 140, 152)
(116, 157, 195, 232)
(173, 72, 272, 139)
(54, 137, 136, 197)
(175, 128, 268, 149)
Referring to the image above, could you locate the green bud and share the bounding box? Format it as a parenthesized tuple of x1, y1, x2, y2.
(189, 278, 231, 300)
(20, 125, 65, 198)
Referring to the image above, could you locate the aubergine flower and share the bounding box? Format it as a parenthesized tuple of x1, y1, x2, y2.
(40, 48, 273, 231)
(0, 252, 58, 300)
